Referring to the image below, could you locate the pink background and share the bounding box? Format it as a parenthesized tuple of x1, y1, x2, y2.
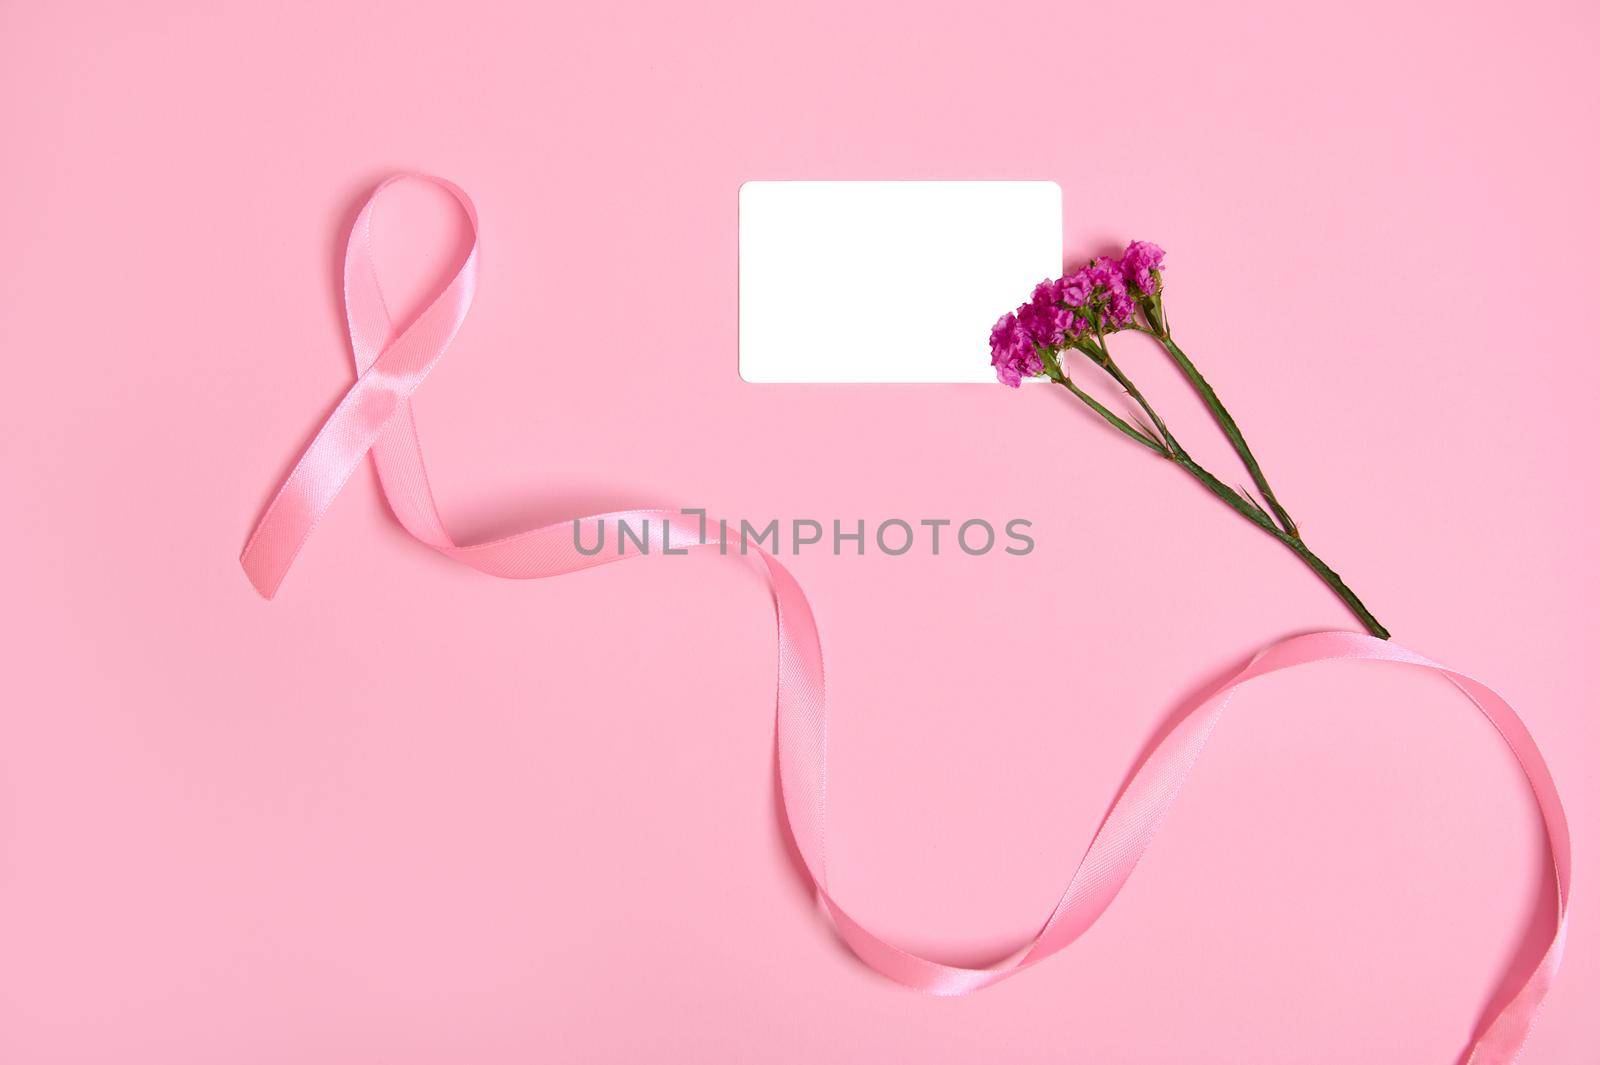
(2, 1, 1597, 1061)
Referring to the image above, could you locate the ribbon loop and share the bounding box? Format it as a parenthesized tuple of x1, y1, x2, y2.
(242, 175, 1569, 1064)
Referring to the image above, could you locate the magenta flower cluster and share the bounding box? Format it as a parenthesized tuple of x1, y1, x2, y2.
(990, 240, 1165, 387)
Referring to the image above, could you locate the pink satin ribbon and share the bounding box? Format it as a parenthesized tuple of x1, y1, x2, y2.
(242, 174, 1570, 1063)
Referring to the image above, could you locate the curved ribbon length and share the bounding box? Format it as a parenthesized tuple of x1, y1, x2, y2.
(242, 174, 1570, 1063)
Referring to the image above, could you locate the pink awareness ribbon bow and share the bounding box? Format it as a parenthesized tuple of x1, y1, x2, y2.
(242, 174, 1570, 1063)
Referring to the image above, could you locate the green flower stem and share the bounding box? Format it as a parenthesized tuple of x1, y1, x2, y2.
(1057, 375, 1168, 454)
(1156, 332, 1300, 539)
(1169, 451, 1391, 639)
(1049, 358, 1390, 641)
(1041, 347, 1166, 454)
(1089, 344, 1179, 454)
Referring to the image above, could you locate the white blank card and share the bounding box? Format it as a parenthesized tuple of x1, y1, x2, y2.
(738, 181, 1063, 383)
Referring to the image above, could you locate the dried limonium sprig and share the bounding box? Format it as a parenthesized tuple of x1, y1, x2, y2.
(990, 242, 1389, 639)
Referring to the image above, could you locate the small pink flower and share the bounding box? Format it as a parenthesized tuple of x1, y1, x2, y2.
(989, 312, 1044, 387)
(1060, 269, 1094, 307)
(992, 242, 1167, 381)
(1018, 280, 1071, 347)
(1104, 286, 1136, 327)
(1121, 240, 1165, 294)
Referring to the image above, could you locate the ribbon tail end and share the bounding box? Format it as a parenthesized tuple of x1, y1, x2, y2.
(239, 552, 285, 601)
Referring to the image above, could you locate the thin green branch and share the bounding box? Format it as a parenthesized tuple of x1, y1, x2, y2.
(1053, 375, 1168, 455)
(1172, 450, 1389, 639)
(1043, 337, 1389, 639)
(1156, 330, 1301, 540)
